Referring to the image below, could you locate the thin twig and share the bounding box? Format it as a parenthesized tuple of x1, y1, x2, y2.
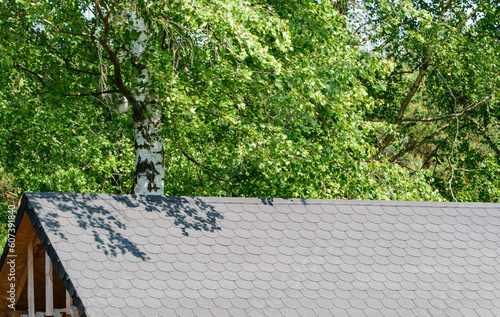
(40, 18, 92, 37)
(15, 65, 46, 86)
(458, 3, 482, 27)
(399, 90, 497, 122)
(65, 89, 119, 97)
(391, 119, 454, 162)
(438, 0, 453, 23)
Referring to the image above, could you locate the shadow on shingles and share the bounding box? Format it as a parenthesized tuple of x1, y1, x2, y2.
(260, 198, 274, 205)
(35, 194, 223, 261)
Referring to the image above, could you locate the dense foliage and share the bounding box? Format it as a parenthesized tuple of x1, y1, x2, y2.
(358, 0, 500, 201)
(1, 0, 498, 237)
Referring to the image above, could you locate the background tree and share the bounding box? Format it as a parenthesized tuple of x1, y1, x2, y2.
(356, 0, 500, 201)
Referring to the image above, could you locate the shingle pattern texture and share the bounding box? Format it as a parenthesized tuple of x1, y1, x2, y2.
(24, 193, 500, 317)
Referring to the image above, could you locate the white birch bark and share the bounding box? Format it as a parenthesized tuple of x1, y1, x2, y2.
(128, 11, 165, 195)
(134, 103, 164, 195)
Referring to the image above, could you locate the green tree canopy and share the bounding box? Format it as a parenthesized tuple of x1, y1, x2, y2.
(356, 0, 500, 201)
(3, 0, 471, 224)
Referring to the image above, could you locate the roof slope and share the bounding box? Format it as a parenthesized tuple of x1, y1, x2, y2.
(13, 193, 500, 316)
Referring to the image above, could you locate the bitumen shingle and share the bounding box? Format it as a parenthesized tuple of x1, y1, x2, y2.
(14, 193, 500, 316)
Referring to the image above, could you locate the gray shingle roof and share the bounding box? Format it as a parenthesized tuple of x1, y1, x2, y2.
(14, 193, 500, 316)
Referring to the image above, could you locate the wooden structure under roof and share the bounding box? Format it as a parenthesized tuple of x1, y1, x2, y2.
(0, 197, 80, 317)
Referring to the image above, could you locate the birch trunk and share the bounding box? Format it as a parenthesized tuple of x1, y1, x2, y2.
(133, 104, 164, 195)
(128, 11, 165, 195)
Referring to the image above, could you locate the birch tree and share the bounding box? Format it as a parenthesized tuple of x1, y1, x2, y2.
(2, 0, 296, 195)
(1, 0, 443, 201)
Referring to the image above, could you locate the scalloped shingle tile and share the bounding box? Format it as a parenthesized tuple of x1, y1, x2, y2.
(16, 193, 500, 316)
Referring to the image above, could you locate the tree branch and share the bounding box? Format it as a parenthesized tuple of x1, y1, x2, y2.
(15, 65, 46, 86)
(458, 3, 481, 27)
(43, 44, 109, 78)
(438, 0, 453, 22)
(396, 58, 430, 122)
(94, 0, 107, 23)
(64, 90, 119, 97)
(101, 0, 110, 12)
(353, 16, 385, 35)
(373, 58, 430, 157)
(389, 90, 497, 162)
(391, 119, 454, 162)
(40, 18, 92, 38)
(389, 62, 421, 77)
(399, 89, 497, 123)
(399, 16, 417, 27)
(475, 122, 500, 159)
(419, 137, 449, 169)
(389, 70, 417, 77)
(95, 4, 137, 113)
(179, 146, 234, 194)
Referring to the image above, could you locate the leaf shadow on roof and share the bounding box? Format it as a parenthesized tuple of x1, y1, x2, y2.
(138, 196, 224, 236)
(260, 198, 275, 205)
(35, 193, 223, 261)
